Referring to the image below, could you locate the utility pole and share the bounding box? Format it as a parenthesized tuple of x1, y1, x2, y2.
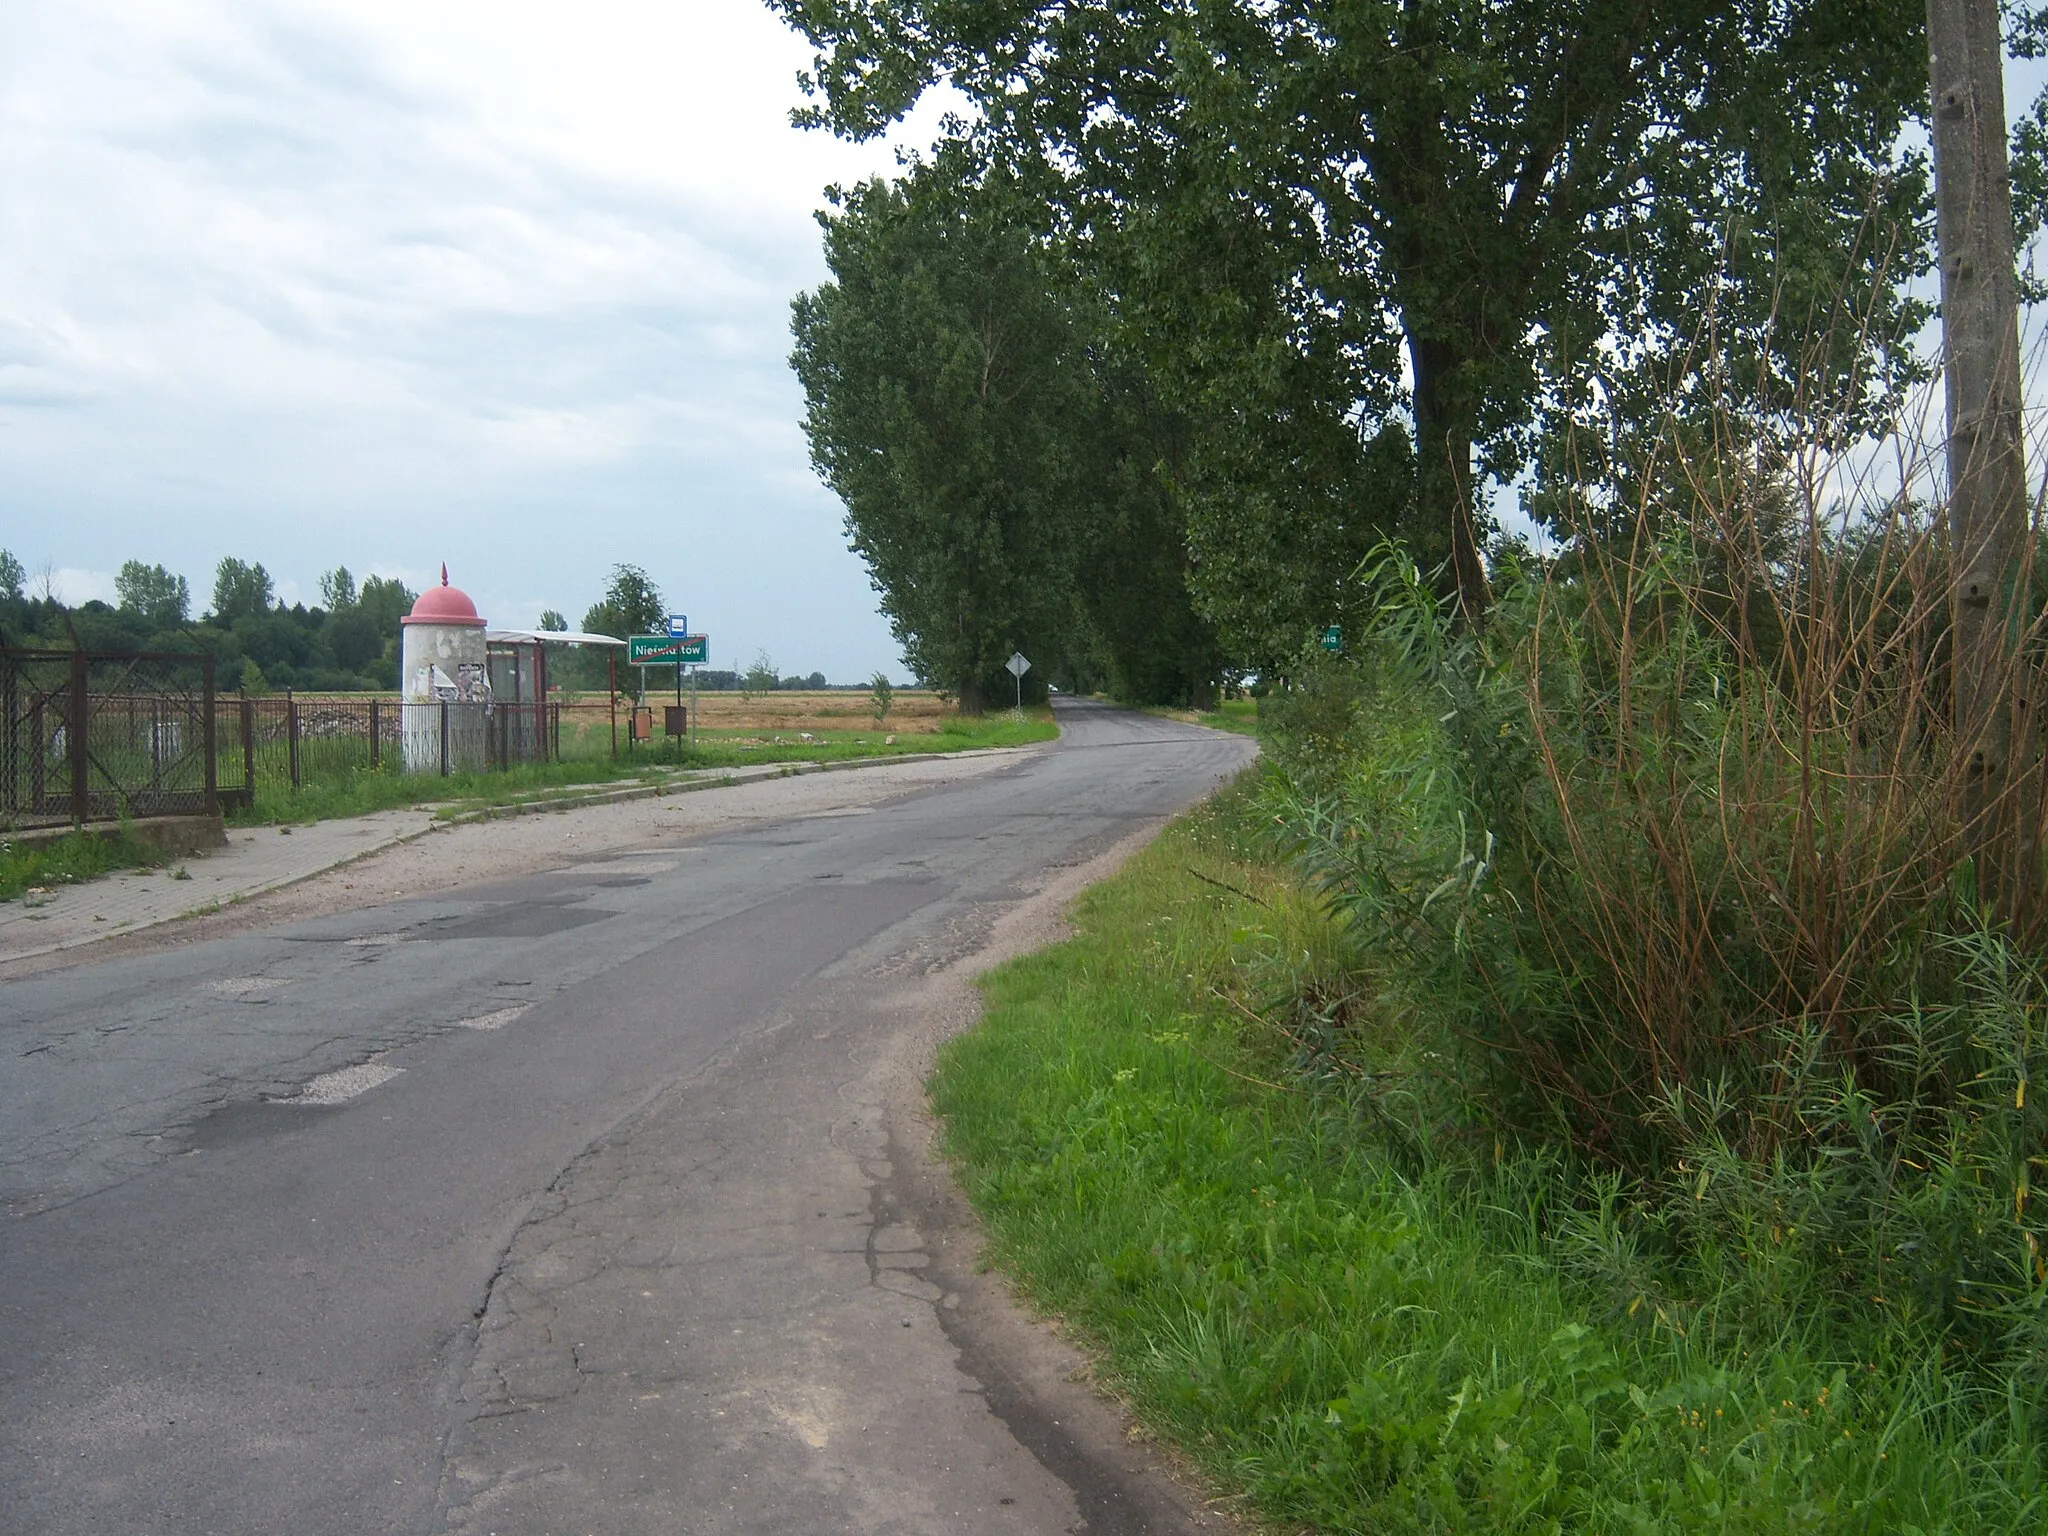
(1928, 0, 2035, 920)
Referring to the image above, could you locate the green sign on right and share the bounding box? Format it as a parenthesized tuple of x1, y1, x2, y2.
(628, 634, 709, 666)
(1320, 625, 1342, 652)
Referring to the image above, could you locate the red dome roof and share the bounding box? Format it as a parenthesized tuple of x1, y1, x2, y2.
(402, 564, 486, 627)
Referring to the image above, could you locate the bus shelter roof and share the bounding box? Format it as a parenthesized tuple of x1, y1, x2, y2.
(485, 628, 625, 647)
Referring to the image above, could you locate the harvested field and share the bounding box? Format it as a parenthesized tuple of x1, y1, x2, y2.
(571, 690, 954, 734)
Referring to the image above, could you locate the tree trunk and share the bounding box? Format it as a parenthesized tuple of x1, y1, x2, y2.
(1928, 0, 2036, 923)
(1408, 331, 1494, 622)
(956, 674, 986, 715)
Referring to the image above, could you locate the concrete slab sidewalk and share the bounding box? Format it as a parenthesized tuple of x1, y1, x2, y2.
(0, 752, 1007, 966)
(0, 807, 444, 964)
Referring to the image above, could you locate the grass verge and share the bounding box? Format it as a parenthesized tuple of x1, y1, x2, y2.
(930, 777, 2045, 1533)
(226, 709, 1056, 827)
(1, 828, 168, 904)
(1139, 699, 1260, 736)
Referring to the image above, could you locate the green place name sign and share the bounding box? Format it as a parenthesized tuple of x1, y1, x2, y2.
(628, 634, 708, 666)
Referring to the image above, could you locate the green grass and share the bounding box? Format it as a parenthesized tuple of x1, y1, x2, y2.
(1139, 698, 1261, 736)
(1196, 698, 1258, 735)
(1, 828, 168, 903)
(225, 708, 1057, 827)
(930, 780, 2046, 1533)
(661, 707, 1056, 765)
(224, 757, 668, 827)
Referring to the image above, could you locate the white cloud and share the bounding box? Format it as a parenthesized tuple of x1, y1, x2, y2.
(0, 0, 959, 677)
(48, 567, 119, 607)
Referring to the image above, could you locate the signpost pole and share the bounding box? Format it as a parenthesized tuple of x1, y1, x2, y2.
(1005, 651, 1031, 722)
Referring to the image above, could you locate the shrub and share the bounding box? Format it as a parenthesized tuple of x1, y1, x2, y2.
(1260, 406, 2048, 1380)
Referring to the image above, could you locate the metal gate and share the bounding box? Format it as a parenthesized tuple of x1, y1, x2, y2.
(2, 648, 218, 830)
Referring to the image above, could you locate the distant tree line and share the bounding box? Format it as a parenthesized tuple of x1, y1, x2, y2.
(0, 549, 413, 693)
(2, 550, 855, 696)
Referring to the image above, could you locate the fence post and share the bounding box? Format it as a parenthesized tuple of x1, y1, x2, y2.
(370, 698, 381, 770)
(202, 653, 217, 817)
(30, 697, 45, 817)
(286, 688, 300, 788)
(3, 655, 17, 825)
(440, 700, 450, 776)
(69, 649, 88, 827)
(241, 693, 255, 802)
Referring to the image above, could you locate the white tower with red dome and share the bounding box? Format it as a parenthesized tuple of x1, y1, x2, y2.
(399, 565, 490, 773)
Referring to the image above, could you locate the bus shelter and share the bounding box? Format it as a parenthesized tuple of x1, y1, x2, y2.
(484, 628, 629, 759)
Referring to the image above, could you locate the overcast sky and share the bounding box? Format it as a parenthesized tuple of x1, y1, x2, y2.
(10, 7, 2048, 679)
(0, 0, 950, 681)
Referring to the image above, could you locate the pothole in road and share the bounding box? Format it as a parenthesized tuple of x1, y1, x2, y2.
(420, 904, 614, 941)
(276, 1061, 404, 1106)
(453, 1005, 529, 1031)
(200, 976, 290, 997)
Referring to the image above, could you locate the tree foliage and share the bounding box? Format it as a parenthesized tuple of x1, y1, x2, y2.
(774, 0, 1939, 619)
(115, 561, 190, 628)
(792, 154, 1222, 705)
(580, 564, 664, 642)
(356, 575, 416, 638)
(793, 165, 1088, 710)
(319, 566, 357, 611)
(2, 555, 410, 689)
(210, 557, 274, 624)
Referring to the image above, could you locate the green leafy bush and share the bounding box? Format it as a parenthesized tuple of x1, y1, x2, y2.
(1260, 491, 2048, 1385)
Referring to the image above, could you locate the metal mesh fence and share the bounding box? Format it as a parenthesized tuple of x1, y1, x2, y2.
(4, 647, 591, 829)
(4, 649, 218, 830)
(215, 693, 564, 803)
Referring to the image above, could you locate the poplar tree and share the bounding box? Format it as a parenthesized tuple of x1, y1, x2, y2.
(791, 164, 1090, 711)
(775, 0, 1938, 619)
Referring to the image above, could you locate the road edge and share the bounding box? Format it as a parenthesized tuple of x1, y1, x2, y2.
(871, 775, 1261, 1534)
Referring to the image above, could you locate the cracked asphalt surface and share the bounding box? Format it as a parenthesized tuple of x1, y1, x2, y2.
(0, 700, 1255, 1535)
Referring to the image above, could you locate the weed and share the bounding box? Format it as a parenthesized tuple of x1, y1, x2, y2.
(0, 829, 167, 903)
(934, 789, 2048, 1530)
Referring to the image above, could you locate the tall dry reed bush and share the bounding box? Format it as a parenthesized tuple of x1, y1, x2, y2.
(1265, 308, 2048, 1366)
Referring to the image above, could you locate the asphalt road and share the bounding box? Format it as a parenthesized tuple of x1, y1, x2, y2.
(1, 700, 1255, 1536)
